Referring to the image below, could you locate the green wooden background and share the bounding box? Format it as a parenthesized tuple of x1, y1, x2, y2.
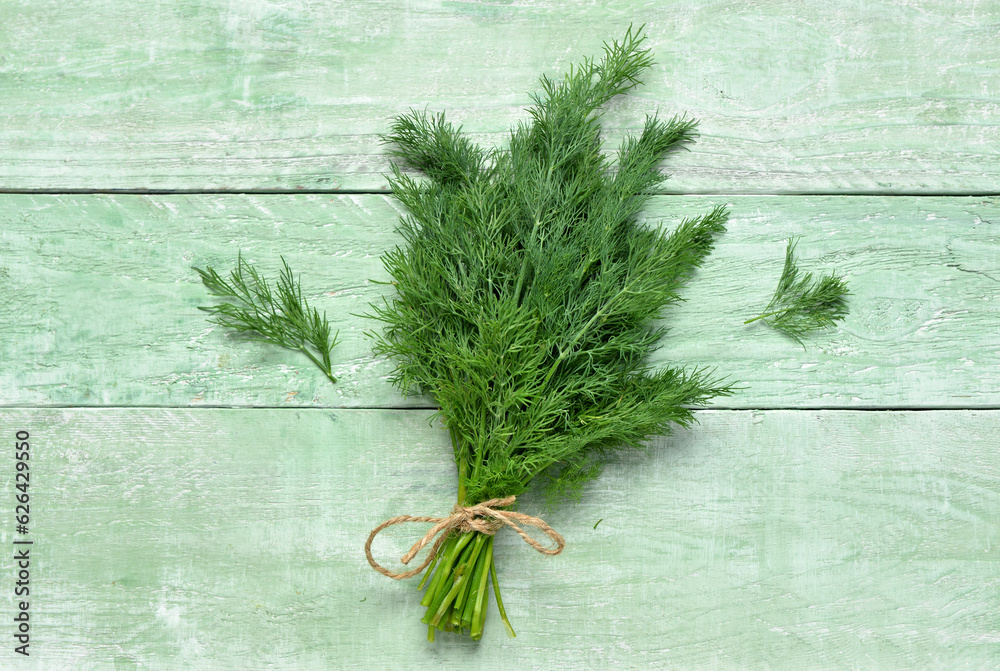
(2, 1, 998, 668)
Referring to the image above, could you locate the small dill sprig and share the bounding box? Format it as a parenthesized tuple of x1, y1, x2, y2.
(194, 253, 339, 383)
(745, 238, 850, 346)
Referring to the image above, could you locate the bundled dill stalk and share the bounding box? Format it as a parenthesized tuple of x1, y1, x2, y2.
(366, 27, 733, 640)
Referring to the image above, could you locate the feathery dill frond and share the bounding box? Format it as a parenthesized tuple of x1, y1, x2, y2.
(745, 238, 850, 347)
(370, 25, 733, 506)
(195, 253, 338, 383)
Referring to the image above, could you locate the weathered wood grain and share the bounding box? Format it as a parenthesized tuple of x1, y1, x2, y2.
(1, 407, 995, 669)
(1, 193, 998, 409)
(0, 1, 997, 193)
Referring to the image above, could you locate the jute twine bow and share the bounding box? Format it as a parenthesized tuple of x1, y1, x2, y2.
(365, 495, 566, 580)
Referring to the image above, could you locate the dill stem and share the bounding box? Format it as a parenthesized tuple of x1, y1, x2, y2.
(540, 306, 605, 390)
(416, 548, 440, 591)
(426, 534, 479, 627)
(430, 533, 487, 627)
(513, 219, 541, 304)
(745, 304, 795, 324)
(461, 539, 490, 629)
(452, 426, 468, 505)
(490, 549, 516, 638)
(419, 533, 463, 608)
(469, 536, 494, 640)
(451, 550, 479, 627)
(421, 532, 475, 618)
(299, 347, 336, 383)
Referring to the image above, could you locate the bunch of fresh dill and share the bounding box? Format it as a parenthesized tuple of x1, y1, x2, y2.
(367, 26, 734, 640)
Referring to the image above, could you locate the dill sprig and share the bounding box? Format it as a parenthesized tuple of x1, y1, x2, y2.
(195, 253, 339, 383)
(745, 238, 850, 346)
(368, 26, 734, 640)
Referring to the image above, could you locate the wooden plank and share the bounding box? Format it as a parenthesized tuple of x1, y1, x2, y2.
(0, 1, 997, 193)
(2, 193, 998, 409)
(1, 407, 996, 669)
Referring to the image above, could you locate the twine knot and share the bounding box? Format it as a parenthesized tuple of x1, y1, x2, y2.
(364, 496, 565, 580)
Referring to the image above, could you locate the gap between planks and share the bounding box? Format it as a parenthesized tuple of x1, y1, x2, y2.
(4, 405, 999, 412)
(2, 189, 1000, 197)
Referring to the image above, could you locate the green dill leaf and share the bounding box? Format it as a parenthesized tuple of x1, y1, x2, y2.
(745, 238, 851, 346)
(369, 25, 734, 507)
(194, 253, 339, 383)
